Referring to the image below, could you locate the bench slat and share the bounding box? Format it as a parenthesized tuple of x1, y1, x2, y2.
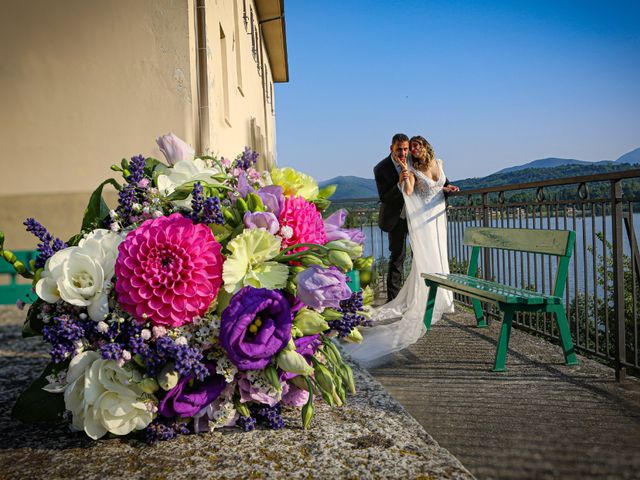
(0, 251, 34, 275)
(463, 227, 572, 256)
(422, 273, 562, 305)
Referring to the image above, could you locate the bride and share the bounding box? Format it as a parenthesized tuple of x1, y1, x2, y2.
(344, 135, 457, 367)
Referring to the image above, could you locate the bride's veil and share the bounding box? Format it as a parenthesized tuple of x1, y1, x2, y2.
(342, 185, 452, 368)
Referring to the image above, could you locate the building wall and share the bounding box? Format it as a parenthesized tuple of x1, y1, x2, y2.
(0, 0, 280, 249)
(203, 0, 277, 170)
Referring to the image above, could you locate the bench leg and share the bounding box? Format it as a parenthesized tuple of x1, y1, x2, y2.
(551, 305, 579, 366)
(493, 306, 514, 372)
(423, 283, 438, 332)
(471, 298, 488, 328)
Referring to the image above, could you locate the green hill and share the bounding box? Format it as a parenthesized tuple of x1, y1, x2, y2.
(319, 175, 378, 200)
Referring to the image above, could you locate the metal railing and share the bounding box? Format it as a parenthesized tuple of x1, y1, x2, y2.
(332, 169, 640, 379)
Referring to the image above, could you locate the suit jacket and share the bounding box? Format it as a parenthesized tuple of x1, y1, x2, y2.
(374, 155, 404, 232)
(374, 155, 451, 232)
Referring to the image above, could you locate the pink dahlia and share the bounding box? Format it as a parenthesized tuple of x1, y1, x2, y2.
(278, 196, 326, 251)
(114, 213, 223, 328)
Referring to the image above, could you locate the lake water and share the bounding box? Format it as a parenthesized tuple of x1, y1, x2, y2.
(358, 212, 639, 301)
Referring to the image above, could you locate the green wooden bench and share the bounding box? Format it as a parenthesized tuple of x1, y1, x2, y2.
(422, 227, 578, 372)
(0, 250, 37, 305)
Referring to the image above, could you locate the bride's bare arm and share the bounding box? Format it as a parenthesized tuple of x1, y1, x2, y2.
(400, 170, 415, 195)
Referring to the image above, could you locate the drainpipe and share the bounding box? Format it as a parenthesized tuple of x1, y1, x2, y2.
(195, 0, 210, 156)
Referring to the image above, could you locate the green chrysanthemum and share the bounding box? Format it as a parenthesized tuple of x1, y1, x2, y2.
(222, 229, 289, 293)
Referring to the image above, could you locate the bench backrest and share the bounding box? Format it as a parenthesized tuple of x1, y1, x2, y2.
(0, 250, 37, 304)
(0, 250, 35, 277)
(463, 227, 575, 298)
(463, 227, 574, 256)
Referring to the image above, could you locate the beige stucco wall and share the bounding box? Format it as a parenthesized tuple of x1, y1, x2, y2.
(0, 0, 280, 250)
(203, 0, 277, 168)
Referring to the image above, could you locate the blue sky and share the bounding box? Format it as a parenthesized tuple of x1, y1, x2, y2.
(274, 0, 640, 182)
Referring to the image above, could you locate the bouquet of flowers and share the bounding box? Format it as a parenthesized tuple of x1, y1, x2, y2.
(0, 134, 373, 442)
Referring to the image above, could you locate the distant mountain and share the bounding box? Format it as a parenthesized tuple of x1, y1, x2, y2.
(493, 146, 640, 174)
(494, 157, 597, 174)
(452, 162, 637, 192)
(319, 176, 378, 200)
(615, 147, 640, 164)
(320, 147, 640, 200)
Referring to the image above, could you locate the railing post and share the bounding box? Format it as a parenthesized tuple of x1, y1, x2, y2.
(482, 192, 491, 281)
(611, 179, 626, 381)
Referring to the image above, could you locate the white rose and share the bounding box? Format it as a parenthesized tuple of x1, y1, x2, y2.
(63, 352, 155, 440)
(35, 229, 123, 321)
(156, 158, 223, 207)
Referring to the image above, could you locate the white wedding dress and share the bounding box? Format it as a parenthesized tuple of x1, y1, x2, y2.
(343, 160, 454, 367)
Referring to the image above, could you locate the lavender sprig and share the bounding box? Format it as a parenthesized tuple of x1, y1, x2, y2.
(23, 218, 67, 268)
(328, 290, 371, 338)
(127, 155, 146, 184)
(235, 147, 259, 170)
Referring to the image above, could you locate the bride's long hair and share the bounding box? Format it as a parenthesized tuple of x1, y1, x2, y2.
(409, 135, 435, 171)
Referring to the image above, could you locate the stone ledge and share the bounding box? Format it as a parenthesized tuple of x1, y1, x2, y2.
(0, 307, 473, 479)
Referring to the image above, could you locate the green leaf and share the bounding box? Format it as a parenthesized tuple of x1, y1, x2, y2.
(312, 197, 331, 212)
(318, 184, 337, 199)
(11, 362, 66, 424)
(66, 233, 83, 247)
(142, 157, 166, 181)
(167, 188, 192, 201)
(22, 299, 45, 337)
(81, 178, 121, 233)
(210, 224, 234, 244)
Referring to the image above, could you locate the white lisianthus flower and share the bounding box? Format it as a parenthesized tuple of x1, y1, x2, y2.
(156, 158, 223, 207)
(36, 229, 124, 321)
(63, 351, 156, 440)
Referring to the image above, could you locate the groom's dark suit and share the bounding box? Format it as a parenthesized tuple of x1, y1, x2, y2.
(374, 155, 407, 300)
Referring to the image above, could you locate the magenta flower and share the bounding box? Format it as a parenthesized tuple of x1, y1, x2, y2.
(158, 363, 226, 417)
(220, 286, 292, 370)
(278, 196, 326, 251)
(324, 209, 366, 244)
(114, 213, 224, 328)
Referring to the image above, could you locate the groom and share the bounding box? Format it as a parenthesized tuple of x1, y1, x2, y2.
(374, 133, 410, 300)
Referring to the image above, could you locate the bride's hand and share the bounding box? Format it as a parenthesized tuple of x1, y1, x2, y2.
(399, 169, 410, 184)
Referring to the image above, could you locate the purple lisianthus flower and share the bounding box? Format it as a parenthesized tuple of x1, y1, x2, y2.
(296, 265, 352, 311)
(236, 171, 253, 198)
(280, 334, 321, 381)
(282, 383, 309, 407)
(220, 286, 292, 370)
(324, 209, 366, 244)
(257, 185, 284, 216)
(158, 363, 226, 418)
(243, 211, 280, 235)
(156, 133, 195, 166)
(238, 375, 281, 407)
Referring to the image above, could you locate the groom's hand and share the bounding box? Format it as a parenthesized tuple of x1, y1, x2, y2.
(443, 184, 460, 194)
